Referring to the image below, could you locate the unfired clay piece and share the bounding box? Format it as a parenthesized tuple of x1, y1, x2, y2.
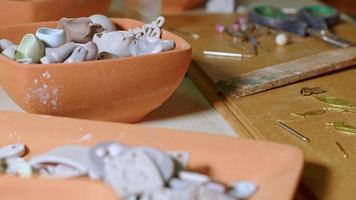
(35, 27, 66, 48)
(57, 17, 104, 43)
(64, 46, 88, 63)
(80, 41, 99, 61)
(89, 14, 117, 32)
(15, 34, 44, 63)
(104, 149, 164, 198)
(0, 39, 14, 51)
(30, 145, 90, 177)
(45, 42, 78, 63)
(2, 45, 18, 60)
(93, 31, 135, 57)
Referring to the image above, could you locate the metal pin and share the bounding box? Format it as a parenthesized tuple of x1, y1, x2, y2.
(277, 120, 311, 143)
(168, 29, 200, 39)
(203, 51, 252, 58)
(336, 142, 349, 159)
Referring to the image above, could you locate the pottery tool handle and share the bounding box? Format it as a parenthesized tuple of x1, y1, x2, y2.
(228, 47, 356, 97)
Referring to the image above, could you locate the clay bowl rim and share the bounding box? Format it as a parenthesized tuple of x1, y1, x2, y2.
(0, 0, 107, 4)
(0, 18, 192, 69)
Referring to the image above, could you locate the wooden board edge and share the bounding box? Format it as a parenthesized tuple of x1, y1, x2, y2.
(231, 47, 356, 97)
(224, 95, 267, 140)
(187, 61, 255, 139)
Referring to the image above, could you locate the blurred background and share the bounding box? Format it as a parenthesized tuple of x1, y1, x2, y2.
(109, 0, 356, 21)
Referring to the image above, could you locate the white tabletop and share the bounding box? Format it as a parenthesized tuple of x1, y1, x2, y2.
(0, 77, 237, 137)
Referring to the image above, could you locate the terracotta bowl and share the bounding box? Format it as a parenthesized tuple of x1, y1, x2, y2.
(0, 0, 112, 26)
(0, 18, 192, 123)
(162, 0, 205, 14)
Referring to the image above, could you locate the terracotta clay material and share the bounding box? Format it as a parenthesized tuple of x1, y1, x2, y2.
(0, 111, 304, 200)
(162, 0, 205, 14)
(0, 18, 192, 123)
(0, 0, 112, 27)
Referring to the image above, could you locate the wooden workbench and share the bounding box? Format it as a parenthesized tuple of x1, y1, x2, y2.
(166, 14, 356, 200)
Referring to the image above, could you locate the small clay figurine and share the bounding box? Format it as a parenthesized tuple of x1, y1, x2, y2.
(1, 15, 176, 65)
(36, 27, 67, 48)
(57, 17, 104, 43)
(93, 31, 135, 57)
(15, 34, 44, 63)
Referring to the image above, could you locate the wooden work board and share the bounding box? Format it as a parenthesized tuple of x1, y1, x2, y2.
(165, 14, 356, 200)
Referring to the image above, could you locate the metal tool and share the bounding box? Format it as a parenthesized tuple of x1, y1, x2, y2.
(204, 51, 253, 58)
(336, 141, 349, 159)
(277, 120, 311, 143)
(250, 5, 354, 48)
(168, 28, 200, 39)
(300, 87, 326, 96)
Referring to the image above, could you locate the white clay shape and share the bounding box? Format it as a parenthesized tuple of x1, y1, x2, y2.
(141, 187, 198, 200)
(198, 186, 236, 200)
(136, 147, 175, 182)
(80, 41, 98, 61)
(229, 181, 258, 199)
(104, 149, 164, 198)
(89, 14, 117, 32)
(179, 171, 210, 184)
(169, 178, 200, 190)
(39, 164, 85, 179)
(64, 46, 88, 63)
(142, 23, 161, 43)
(30, 145, 89, 177)
(45, 42, 78, 63)
(16, 161, 33, 178)
(40, 56, 50, 64)
(2, 45, 18, 60)
(93, 31, 135, 57)
(36, 27, 66, 48)
(129, 37, 175, 56)
(87, 142, 129, 180)
(204, 182, 226, 193)
(5, 157, 24, 174)
(0, 144, 26, 159)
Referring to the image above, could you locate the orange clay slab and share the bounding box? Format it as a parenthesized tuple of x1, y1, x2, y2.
(0, 0, 112, 26)
(0, 111, 303, 200)
(0, 18, 192, 123)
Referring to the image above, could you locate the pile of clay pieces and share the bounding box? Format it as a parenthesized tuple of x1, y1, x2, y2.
(0, 142, 258, 200)
(0, 15, 175, 64)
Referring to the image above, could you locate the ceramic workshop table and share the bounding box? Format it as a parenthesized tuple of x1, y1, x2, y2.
(164, 12, 356, 200)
